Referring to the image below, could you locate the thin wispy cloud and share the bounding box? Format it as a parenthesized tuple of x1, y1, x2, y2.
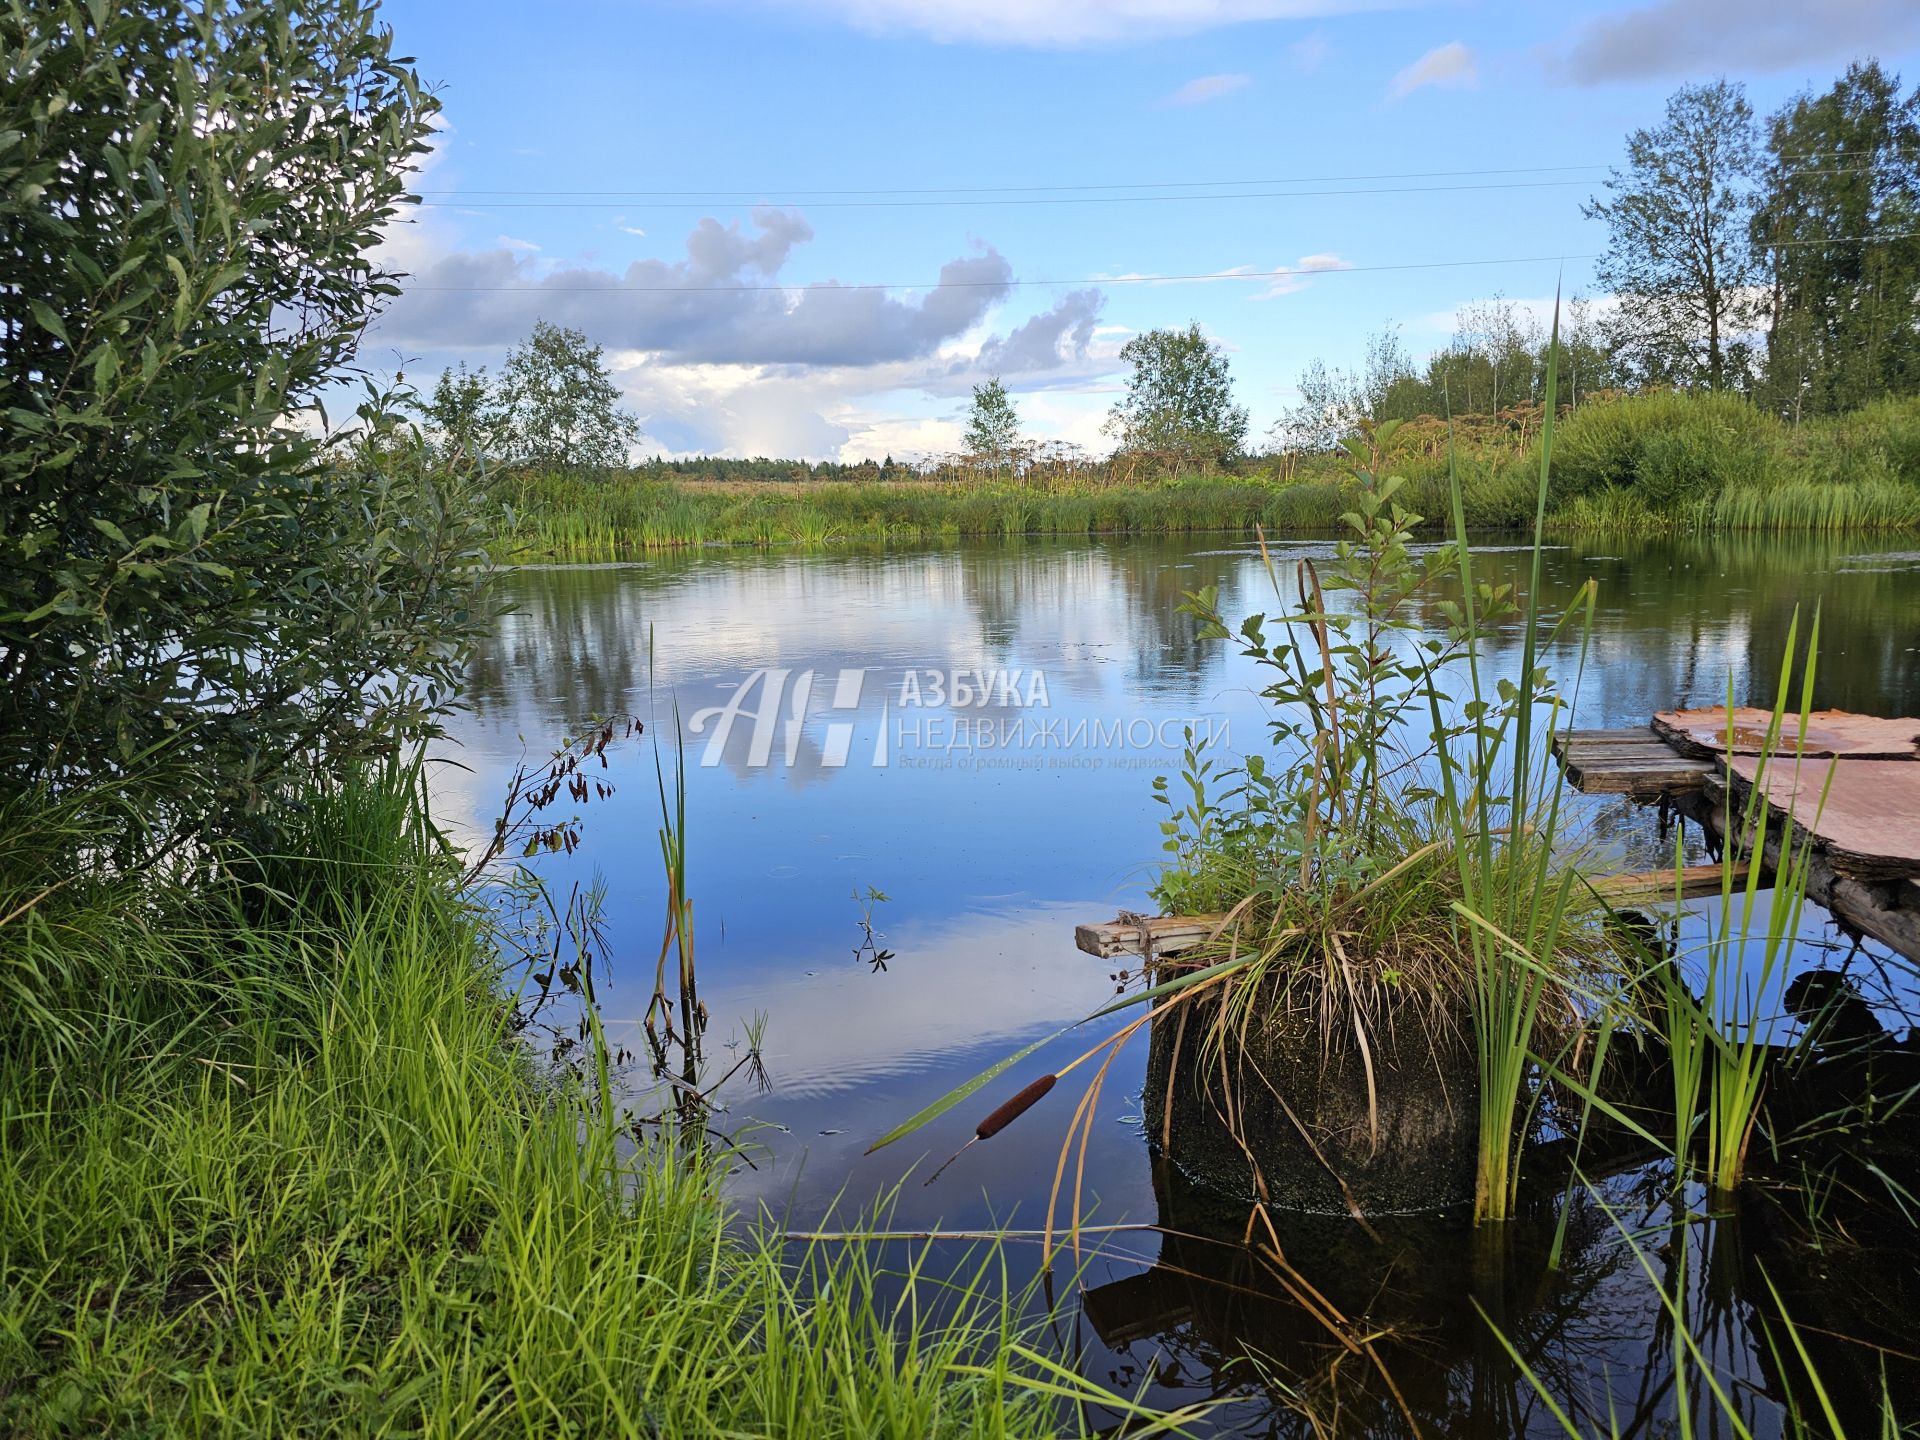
(1160, 72, 1251, 107)
(1386, 41, 1478, 101)
(1289, 33, 1330, 71)
(1254, 252, 1352, 299)
(784, 0, 1404, 47)
(1551, 0, 1920, 84)
(1088, 254, 1353, 297)
(496, 235, 541, 254)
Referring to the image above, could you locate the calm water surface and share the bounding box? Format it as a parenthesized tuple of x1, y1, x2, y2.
(440, 533, 1920, 1437)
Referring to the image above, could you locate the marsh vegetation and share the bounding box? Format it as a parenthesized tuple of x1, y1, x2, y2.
(485, 392, 1920, 559)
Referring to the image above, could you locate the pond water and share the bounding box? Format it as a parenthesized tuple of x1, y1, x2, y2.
(440, 532, 1920, 1436)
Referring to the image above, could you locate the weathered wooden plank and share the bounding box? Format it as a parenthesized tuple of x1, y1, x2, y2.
(1559, 736, 1679, 750)
(1551, 729, 1668, 756)
(1654, 707, 1920, 761)
(1552, 727, 1715, 798)
(1725, 756, 1920, 882)
(1075, 914, 1229, 959)
(1559, 727, 1663, 743)
(1566, 752, 1711, 772)
(1590, 863, 1749, 904)
(1562, 756, 1715, 797)
(1551, 737, 1689, 760)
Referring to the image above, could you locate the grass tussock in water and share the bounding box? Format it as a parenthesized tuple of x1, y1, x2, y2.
(0, 762, 1150, 1437)
(1150, 394, 1625, 1225)
(489, 393, 1920, 558)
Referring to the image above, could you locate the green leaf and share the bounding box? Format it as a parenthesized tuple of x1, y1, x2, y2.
(29, 300, 68, 343)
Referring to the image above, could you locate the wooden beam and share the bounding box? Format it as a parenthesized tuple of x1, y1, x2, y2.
(1562, 756, 1715, 798)
(1590, 863, 1749, 904)
(1075, 914, 1229, 959)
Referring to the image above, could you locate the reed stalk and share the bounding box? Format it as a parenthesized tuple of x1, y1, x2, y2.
(1432, 299, 1601, 1224)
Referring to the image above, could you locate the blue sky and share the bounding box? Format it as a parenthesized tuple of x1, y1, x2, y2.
(367, 0, 1920, 460)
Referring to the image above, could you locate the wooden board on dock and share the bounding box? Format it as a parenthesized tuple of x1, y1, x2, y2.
(1726, 756, 1920, 882)
(1550, 728, 1715, 798)
(1653, 707, 1920, 761)
(1075, 913, 1228, 959)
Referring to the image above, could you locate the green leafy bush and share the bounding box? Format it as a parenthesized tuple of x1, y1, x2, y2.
(1549, 391, 1778, 504)
(0, 1, 493, 851)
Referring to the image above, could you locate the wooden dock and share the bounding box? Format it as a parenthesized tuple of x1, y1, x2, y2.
(1077, 709, 1920, 966)
(1552, 709, 1920, 962)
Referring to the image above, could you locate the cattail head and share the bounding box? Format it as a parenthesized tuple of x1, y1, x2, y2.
(975, 1073, 1057, 1140)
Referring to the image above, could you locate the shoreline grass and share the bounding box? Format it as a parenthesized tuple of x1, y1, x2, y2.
(0, 763, 1152, 1437)
(489, 394, 1920, 559)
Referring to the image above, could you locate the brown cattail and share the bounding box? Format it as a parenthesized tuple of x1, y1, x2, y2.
(976, 1073, 1056, 1139)
(922, 1073, 1059, 1187)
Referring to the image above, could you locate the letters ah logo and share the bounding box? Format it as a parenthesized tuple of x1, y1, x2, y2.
(685, 669, 884, 769)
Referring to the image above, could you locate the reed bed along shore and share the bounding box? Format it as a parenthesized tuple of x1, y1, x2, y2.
(0, 762, 1169, 1437)
(490, 394, 1920, 559)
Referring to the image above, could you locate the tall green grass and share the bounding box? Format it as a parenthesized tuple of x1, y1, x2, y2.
(1432, 311, 1605, 1225)
(497, 470, 1305, 559)
(489, 393, 1920, 558)
(0, 760, 1165, 1436)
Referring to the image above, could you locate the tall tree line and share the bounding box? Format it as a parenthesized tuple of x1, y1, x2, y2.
(1287, 61, 1919, 441)
(1587, 61, 1919, 417)
(1751, 63, 1920, 420)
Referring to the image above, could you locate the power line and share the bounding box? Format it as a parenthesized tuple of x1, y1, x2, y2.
(406, 252, 1595, 294)
(416, 177, 1604, 210)
(415, 162, 1615, 199)
(412, 160, 1899, 213)
(413, 155, 1913, 203)
(413, 159, 1900, 210)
